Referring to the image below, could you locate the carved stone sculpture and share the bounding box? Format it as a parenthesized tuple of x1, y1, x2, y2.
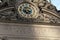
(0, 0, 60, 23)
(0, 0, 60, 40)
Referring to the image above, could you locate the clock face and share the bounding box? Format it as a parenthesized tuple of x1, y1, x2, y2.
(18, 3, 39, 18)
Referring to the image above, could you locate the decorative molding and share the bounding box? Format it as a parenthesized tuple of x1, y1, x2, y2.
(0, 0, 60, 24)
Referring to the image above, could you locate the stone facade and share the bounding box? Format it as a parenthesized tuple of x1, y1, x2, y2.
(0, 23, 60, 40)
(0, 0, 60, 40)
(0, 0, 60, 23)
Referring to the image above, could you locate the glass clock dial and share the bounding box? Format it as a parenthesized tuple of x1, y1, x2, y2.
(18, 2, 39, 18)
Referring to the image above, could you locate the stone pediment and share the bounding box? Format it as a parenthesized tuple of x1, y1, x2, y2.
(0, 0, 60, 24)
(0, 0, 60, 40)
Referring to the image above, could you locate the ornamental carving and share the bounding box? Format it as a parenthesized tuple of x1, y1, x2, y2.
(0, 0, 60, 23)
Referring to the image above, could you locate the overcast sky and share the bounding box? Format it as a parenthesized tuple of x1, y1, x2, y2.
(49, 0, 60, 10)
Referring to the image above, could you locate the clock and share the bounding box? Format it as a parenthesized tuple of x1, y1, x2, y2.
(17, 2, 39, 18)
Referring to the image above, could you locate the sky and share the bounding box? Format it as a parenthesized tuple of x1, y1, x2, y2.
(48, 0, 60, 10)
